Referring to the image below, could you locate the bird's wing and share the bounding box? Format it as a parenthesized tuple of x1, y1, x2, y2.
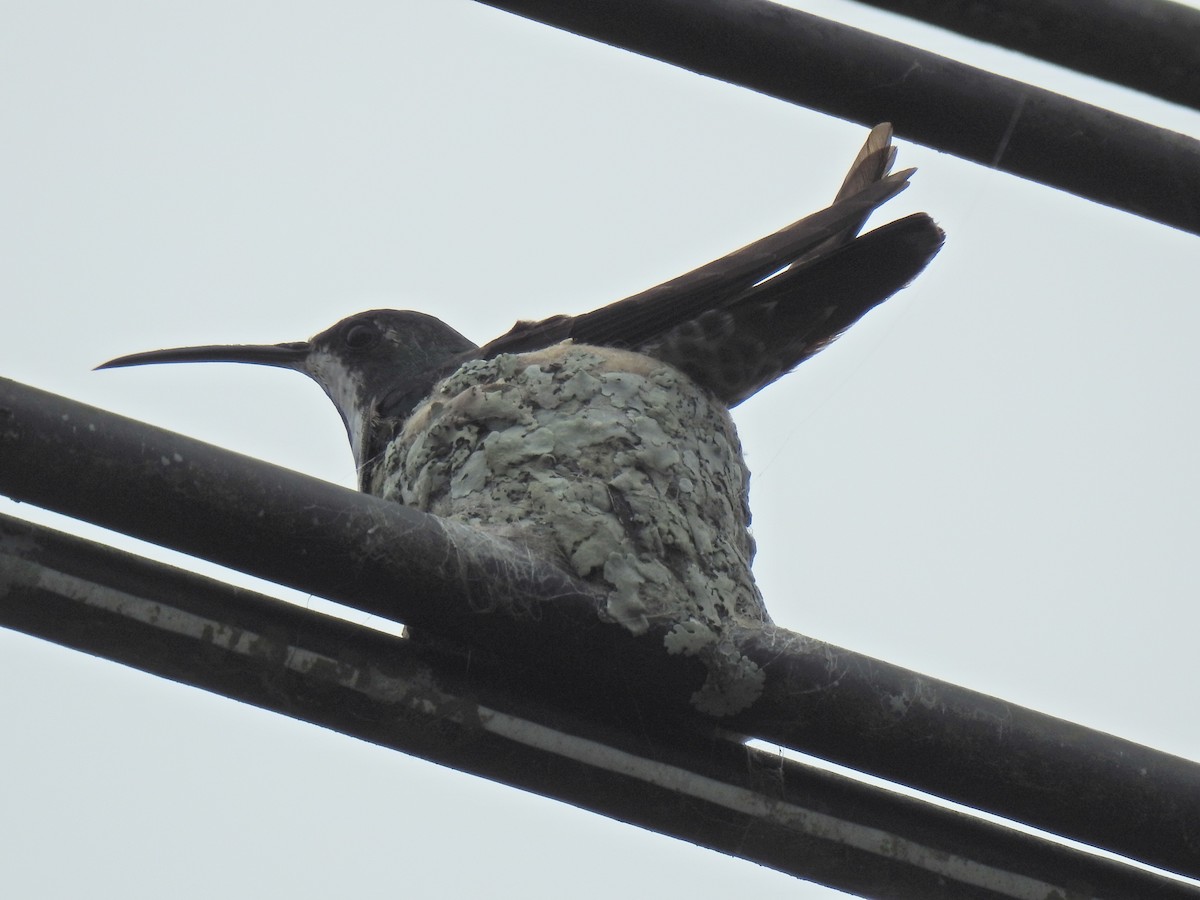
(639, 212, 945, 407)
(480, 124, 912, 357)
(796, 121, 899, 262)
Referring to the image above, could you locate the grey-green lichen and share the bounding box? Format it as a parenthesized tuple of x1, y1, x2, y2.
(375, 342, 769, 715)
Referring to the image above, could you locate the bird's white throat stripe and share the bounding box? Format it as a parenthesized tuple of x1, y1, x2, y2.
(306, 350, 370, 464)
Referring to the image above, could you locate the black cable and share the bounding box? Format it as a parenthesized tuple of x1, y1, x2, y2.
(476, 0, 1200, 235)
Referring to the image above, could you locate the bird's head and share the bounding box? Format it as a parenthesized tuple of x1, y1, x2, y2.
(98, 309, 479, 469)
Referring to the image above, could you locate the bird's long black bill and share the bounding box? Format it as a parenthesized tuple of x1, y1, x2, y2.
(96, 342, 311, 371)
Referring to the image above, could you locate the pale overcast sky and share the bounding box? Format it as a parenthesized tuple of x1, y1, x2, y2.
(2, 2, 1198, 898)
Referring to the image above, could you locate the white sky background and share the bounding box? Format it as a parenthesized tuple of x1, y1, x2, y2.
(2, 2, 1199, 897)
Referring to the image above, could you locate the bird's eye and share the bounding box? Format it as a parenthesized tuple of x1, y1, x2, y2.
(344, 322, 379, 350)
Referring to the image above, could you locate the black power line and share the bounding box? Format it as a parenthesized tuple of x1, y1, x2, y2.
(475, 0, 1200, 235)
(2, 375, 1199, 881)
(854, 0, 1200, 110)
(3, 512, 1198, 898)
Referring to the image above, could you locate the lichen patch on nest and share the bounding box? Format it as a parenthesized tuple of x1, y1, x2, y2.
(377, 342, 769, 715)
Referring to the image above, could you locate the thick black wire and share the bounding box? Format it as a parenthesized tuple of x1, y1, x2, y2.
(3, 375, 1199, 879)
(854, 0, 1200, 110)
(476, 0, 1200, 236)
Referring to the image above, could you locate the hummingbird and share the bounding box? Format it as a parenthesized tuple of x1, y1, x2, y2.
(99, 124, 944, 496)
(100, 125, 942, 707)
